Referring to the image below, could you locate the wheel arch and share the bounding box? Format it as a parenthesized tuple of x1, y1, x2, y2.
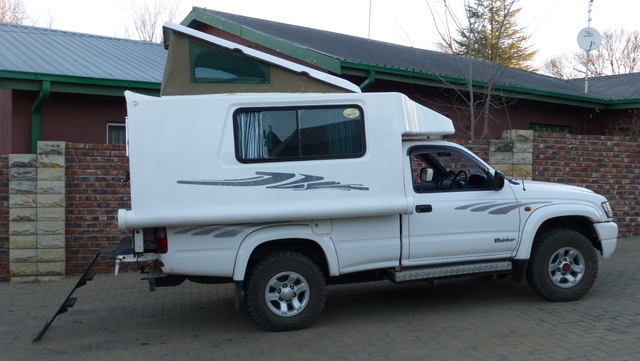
(515, 204, 601, 260)
(525, 228, 599, 301)
(232, 225, 339, 281)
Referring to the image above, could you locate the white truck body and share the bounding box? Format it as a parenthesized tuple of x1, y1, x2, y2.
(116, 91, 617, 331)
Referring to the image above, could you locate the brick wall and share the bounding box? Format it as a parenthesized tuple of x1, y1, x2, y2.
(451, 139, 491, 161)
(0, 156, 8, 281)
(65, 143, 131, 275)
(533, 133, 640, 238)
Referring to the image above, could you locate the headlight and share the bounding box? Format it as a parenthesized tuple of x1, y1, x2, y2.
(601, 202, 613, 218)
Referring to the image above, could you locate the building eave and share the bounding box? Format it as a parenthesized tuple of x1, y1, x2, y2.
(341, 62, 640, 110)
(0, 70, 160, 96)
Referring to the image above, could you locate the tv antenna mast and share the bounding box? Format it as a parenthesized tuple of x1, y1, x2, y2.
(577, 0, 601, 93)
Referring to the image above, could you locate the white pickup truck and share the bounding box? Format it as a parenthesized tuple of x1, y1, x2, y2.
(115, 90, 617, 331)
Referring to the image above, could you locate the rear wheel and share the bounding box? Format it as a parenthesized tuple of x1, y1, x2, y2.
(245, 252, 327, 331)
(526, 229, 598, 302)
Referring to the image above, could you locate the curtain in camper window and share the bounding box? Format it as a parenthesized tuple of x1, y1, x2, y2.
(236, 112, 264, 159)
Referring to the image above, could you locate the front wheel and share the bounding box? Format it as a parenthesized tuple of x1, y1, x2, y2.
(526, 229, 598, 302)
(245, 252, 327, 331)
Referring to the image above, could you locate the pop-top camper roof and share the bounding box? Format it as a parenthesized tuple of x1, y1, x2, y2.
(160, 22, 361, 95)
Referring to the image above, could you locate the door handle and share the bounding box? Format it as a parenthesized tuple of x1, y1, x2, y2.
(415, 204, 433, 213)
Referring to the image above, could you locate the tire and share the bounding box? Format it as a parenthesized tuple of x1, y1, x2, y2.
(526, 229, 598, 302)
(245, 252, 327, 331)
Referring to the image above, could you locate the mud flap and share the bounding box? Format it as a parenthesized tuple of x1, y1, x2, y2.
(511, 259, 528, 283)
(234, 281, 244, 310)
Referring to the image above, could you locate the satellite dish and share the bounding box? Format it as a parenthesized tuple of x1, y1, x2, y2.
(577, 27, 601, 51)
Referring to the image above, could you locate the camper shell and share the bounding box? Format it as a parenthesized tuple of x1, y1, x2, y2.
(118, 91, 454, 229)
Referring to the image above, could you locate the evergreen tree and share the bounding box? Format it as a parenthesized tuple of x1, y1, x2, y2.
(452, 0, 537, 70)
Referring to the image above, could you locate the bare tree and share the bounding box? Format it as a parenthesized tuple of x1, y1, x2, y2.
(541, 28, 640, 79)
(540, 54, 582, 79)
(594, 28, 640, 76)
(426, 0, 533, 139)
(0, 0, 28, 24)
(125, 0, 180, 42)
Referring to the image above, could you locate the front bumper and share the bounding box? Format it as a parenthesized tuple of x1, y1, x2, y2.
(594, 221, 618, 258)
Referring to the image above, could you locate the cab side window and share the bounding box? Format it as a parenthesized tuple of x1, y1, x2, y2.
(410, 147, 491, 192)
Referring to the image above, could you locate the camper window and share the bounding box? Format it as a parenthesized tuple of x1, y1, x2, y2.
(234, 106, 365, 162)
(188, 41, 271, 84)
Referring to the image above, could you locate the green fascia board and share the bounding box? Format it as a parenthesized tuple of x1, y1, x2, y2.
(181, 10, 342, 74)
(0, 70, 160, 96)
(341, 61, 640, 110)
(603, 99, 640, 109)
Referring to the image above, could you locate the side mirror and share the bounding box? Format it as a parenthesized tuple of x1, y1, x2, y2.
(493, 171, 505, 190)
(420, 167, 434, 182)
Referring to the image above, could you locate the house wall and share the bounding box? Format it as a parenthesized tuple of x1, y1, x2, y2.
(41, 93, 127, 144)
(3, 90, 127, 154)
(0, 133, 638, 281)
(346, 78, 616, 139)
(0, 89, 13, 155)
(5, 90, 34, 154)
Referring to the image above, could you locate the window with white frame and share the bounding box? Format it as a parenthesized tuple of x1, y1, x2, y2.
(107, 123, 126, 144)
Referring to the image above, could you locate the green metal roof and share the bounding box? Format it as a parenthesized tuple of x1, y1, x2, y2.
(186, 8, 640, 110)
(0, 23, 164, 96)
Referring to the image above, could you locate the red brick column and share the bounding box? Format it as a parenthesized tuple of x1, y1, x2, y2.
(65, 143, 131, 275)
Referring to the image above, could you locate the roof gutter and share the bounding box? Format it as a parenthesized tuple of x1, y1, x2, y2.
(30, 80, 51, 154)
(340, 61, 639, 109)
(0, 70, 161, 96)
(359, 70, 376, 91)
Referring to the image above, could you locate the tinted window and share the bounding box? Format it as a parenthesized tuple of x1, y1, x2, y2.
(235, 106, 365, 162)
(410, 146, 492, 192)
(188, 41, 270, 84)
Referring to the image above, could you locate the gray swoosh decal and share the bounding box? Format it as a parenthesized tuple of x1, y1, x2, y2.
(456, 201, 552, 215)
(178, 172, 297, 187)
(178, 171, 368, 191)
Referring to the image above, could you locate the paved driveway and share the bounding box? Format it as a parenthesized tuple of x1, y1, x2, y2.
(2, 238, 639, 361)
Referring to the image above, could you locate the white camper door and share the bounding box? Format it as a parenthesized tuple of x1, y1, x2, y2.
(404, 146, 520, 263)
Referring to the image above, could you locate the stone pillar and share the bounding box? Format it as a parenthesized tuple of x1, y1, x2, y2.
(8, 154, 38, 282)
(9, 141, 66, 282)
(490, 130, 533, 180)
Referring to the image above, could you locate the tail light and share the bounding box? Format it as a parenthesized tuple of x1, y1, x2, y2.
(156, 227, 168, 254)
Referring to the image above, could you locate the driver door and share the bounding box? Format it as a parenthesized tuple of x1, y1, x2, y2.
(405, 145, 520, 264)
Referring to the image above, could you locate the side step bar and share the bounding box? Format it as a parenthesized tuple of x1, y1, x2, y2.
(387, 261, 512, 284)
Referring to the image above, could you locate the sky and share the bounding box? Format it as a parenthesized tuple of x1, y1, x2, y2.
(18, 0, 640, 69)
